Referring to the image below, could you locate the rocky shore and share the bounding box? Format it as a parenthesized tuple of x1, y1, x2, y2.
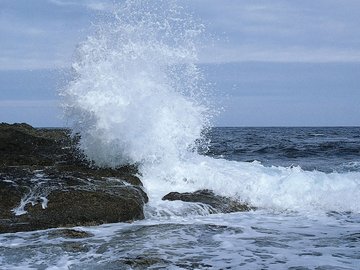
(0, 123, 251, 234)
(0, 123, 148, 233)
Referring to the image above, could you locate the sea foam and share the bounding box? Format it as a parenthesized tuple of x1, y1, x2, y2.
(143, 156, 360, 214)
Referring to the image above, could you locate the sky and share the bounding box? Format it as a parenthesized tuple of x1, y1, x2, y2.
(0, 0, 359, 126)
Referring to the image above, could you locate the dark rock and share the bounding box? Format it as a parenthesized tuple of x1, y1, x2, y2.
(121, 256, 170, 268)
(61, 242, 91, 253)
(0, 167, 148, 234)
(0, 179, 26, 219)
(162, 189, 252, 213)
(0, 122, 72, 166)
(49, 229, 94, 239)
(0, 123, 148, 233)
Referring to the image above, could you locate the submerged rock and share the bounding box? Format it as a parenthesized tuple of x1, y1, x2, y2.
(120, 256, 171, 269)
(162, 189, 252, 213)
(0, 123, 148, 233)
(49, 229, 94, 239)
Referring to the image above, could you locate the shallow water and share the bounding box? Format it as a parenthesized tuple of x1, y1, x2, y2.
(1, 127, 360, 269)
(1, 210, 359, 269)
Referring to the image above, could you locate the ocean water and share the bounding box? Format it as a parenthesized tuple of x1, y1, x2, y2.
(2, 1, 360, 269)
(1, 127, 360, 269)
(206, 127, 360, 172)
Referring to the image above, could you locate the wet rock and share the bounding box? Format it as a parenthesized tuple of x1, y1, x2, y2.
(0, 123, 148, 233)
(0, 122, 72, 166)
(49, 229, 94, 239)
(0, 168, 148, 234)
(121, 256, 171, 269)
(162, 189, 252, 213)
(0, 179, 26, 219)
(61, 242, 91, 253)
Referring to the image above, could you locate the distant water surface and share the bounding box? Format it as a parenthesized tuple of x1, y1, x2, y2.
(205, 127, 360, 173)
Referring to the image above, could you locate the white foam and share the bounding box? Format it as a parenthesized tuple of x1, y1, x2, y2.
(61, 0, 360, 214)
(12, 172, 51, 216)
(1, 212, 359, 269)
(61, 0, 211, 168)
(142, 155, 360, 213)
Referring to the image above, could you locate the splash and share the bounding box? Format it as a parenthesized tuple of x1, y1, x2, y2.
(61, 0, 212, 167)
(61, 0, 360, 214)
(143, 156, 360, 214)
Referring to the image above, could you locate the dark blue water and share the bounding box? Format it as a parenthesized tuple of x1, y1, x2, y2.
(205, 127, 360, 173)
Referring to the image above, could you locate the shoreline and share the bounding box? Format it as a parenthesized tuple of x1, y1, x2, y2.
(0, 122, 250, 234)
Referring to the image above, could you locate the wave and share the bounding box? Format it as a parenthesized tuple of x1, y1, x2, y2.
(142, 155, 360, 214)
(61, 0, 360, 215)
(60, 0, 212, 168)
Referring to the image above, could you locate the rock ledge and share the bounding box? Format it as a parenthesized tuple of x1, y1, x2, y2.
(0, 123, 147, 233)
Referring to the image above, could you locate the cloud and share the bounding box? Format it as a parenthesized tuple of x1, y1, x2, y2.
(48, 0, 114, 11)
(189, 0, 360, 63)
(86, 2, 113, 11)
(1, 0, 360, 70)
(47, 0, 72, 7)
(0, 1, 88, 70)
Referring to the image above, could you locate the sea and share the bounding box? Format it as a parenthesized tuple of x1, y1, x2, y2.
(1, 127, 359, 270)
(1, 1, 360, 269)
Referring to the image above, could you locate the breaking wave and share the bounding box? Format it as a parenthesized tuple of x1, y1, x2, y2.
(61, 0, 211, 168)
(61, 0, 360, 214)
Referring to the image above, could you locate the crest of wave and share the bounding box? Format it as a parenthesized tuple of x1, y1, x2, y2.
(61, 0, 212, 167)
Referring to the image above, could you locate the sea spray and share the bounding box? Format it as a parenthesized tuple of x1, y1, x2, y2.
(61, 0, 212, 168)
(61, 0, 360, 214)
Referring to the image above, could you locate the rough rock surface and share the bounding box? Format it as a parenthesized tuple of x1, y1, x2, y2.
(162, 189, 252, 213)
(0, 123, 148, 233)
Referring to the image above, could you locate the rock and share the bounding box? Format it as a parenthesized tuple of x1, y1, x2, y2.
(49, 229, 94, 239)
(0, 166, 148, 234)
(120, 256, 171, 269)
(0, 122, 72, 166)
(61, 242, 91, 253)
(162, 189, 252, 213)
(0, 123, 148, 233)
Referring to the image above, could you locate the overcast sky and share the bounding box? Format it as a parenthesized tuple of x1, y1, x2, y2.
(0, 0, 359, 126)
